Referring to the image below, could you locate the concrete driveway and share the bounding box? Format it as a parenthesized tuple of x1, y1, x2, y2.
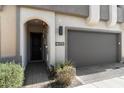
(75, 76, 124, 88)
(75, 63, 124, 88)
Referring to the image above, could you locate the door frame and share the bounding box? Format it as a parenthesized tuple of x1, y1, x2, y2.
(65, 26, 122, 63)
(30, 32, 43, 62)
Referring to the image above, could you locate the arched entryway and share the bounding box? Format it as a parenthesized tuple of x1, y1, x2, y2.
(26, 19, 48, 63)
(20, 9, 56, 70)
(24, 19, 49, 85)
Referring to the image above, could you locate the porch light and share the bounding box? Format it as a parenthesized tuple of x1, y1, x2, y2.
(59, 26, 63, 35)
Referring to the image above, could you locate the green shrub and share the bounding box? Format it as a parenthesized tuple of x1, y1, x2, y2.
(50, 61, 76, 87)
(0, 62, 24, 88)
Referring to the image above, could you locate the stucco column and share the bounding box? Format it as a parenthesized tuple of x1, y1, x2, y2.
(48, 27, 56, 67)
(107, 5, 117, 26)
(87, 5, 100, 25)
(48, 15, 56, 67)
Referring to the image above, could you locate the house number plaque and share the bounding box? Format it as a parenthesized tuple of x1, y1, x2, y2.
(56, 42, 64, 46)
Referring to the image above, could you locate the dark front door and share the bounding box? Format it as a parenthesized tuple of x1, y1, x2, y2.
(31, 33, 42, 61)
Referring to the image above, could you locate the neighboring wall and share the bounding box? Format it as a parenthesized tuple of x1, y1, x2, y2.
(26, 5, 124, 23)
(26, 5, 89, 18)
(0, 6, 16, 57)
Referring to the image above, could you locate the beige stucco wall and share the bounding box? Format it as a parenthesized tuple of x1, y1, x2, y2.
(0, 5, 16, 57)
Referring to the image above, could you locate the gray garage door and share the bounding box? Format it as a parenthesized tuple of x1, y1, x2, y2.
(67, 30, 120, 68)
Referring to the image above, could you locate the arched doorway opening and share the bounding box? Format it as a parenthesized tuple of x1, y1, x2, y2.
(22, 19, 49, 85)
(25, 19, 48, 64)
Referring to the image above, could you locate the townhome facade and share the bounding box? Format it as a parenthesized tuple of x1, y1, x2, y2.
(0, 5, 124, 69)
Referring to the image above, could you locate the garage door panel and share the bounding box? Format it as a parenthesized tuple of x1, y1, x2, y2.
(68, 30, 118, 67)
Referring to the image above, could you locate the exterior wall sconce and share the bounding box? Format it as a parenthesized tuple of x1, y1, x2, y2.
(59, 26, 63, 35)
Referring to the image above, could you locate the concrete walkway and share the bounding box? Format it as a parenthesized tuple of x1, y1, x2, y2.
(75, 76, 124, 88)
(24, 62, 49, 87)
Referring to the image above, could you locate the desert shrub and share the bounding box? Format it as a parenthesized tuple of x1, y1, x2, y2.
(49, 60, 74, 78)
(0, 62, 24, 88)
(56, 65, 76, 86)
(50, 60, 76, 87)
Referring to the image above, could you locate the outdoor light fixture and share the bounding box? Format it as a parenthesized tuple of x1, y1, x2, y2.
(59, 26, 63, 35)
